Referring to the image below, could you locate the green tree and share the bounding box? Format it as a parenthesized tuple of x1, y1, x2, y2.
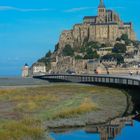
(84, 48, 99, 59)
(54, 43, 59, 52)
(101, 43, 107, 48)
(75, 55, 83, 60)
(101, 53, 124, 64)
(116, 37, 121, 41)
(93, 51, 99, 59)
(38, 50, 52, 69)
(85, 41, 100, 49)
(45, 50, 52, 58)
(120, 34, 129, 41)
(120, 34, 131, 45)
(112, 43, 126, 53)
(132, 40, 140, 48)
(62, 44, 74, 56)
(80, 47, 86, 53)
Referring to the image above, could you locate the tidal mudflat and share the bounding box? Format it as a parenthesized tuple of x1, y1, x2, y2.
(0, 84, 128, 140)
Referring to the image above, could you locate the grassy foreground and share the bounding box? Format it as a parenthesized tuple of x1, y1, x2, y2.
(0, 84, 126, 139)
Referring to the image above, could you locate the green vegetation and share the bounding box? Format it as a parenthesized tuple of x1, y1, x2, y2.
(75, 55, 83, 60)
(0, 118, 45, 140)
(78, 41, 100, 59)
(132, 40, 140, 48)
(112, 43, 126, 54)
(100, 43, 107, 48)
(101, 53, 124, 64)
(45, 50, 52, 58)
(84, 49, 99, 59)
(120, 34, 129, 41)
(37, 50, 52, 71)
(0, 85, 99, 139)
(80, 41, 100, 53)
(0, 85, 127, 139)
(62, 44, 74, 56)
(84, 41, 100, 49)
(36, 33, 140, 70)
(80, 47, 86, 53)
(53, 98, 97, 119)
(116, 34, 131, 45)
(101, 34, 132, 64)
(54, 43, 59, 52)
(38, 50, 52, 63)
(0, 85, 126, 121)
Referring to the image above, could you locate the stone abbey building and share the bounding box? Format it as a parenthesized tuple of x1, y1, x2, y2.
(59, 0, 136, 48)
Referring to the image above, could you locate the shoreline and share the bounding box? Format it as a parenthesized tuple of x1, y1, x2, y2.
(0, 77, 49, 87)
(44, 88, 132, 129)
(0, 83, 133, 136)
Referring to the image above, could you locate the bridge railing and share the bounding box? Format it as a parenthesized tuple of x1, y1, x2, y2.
(34, 74, 140, 87)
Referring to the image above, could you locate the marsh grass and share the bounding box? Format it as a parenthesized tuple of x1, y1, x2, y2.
(15, 101, 39, 112)
(0, 84, 125, 139)
(0, 85, 125, 117)
(0, 85, 123, 120)
(0, 117, 44, 140)
(53, 98, 98, 119)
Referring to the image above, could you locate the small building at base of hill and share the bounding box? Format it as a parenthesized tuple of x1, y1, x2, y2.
(31, 62, 46, 75)
(22, 63, 29, 78)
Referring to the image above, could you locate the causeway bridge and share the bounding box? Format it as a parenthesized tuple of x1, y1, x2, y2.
(33, 74, 140, 88)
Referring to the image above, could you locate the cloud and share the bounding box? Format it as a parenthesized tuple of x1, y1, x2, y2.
(0, 6, 52, 12)
(64, 7, 96, 13)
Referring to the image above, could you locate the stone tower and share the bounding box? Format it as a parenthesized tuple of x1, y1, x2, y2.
(98, 0, 106, 23)
(58, 0, 136, 49)
(22, 63, 29, 78)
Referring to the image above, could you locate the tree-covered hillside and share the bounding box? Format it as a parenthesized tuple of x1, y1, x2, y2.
(36, 34, 140, 70)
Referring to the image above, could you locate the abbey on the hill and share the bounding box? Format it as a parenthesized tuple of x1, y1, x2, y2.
(59, 0, 136, 48)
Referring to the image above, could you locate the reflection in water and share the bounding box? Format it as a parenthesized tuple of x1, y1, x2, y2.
(85, 116, 133, 140)
(51, 116, 139, 140)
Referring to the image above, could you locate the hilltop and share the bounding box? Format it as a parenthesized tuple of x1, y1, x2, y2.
(28, 0, 140, 76)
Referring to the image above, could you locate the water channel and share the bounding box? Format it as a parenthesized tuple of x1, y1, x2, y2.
(50, 88, 140, 140)
(51, 116, 140, 140)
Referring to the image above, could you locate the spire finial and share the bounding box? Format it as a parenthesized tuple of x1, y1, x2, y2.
(99, 0, 105, 8)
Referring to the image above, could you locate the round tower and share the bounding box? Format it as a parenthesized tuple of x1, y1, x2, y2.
(22, 63, 29, 78)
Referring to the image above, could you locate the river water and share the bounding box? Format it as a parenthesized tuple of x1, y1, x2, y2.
(50, 117, 140, 140)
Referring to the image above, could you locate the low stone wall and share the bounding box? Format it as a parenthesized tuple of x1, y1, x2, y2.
(103, 68, 140, 75)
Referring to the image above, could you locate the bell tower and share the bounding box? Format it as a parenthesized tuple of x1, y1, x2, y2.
(98, 0, 106, 18)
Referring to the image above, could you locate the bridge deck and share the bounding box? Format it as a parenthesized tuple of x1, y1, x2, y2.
(33, 74, 140, 88)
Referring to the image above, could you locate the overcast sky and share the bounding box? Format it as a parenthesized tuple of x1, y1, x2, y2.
(0, 0, 140, 76)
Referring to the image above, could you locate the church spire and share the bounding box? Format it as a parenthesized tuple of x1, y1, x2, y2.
(98, 0, 105, 8)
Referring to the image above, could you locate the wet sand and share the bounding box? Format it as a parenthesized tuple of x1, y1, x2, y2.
(0, 77, 49, 88)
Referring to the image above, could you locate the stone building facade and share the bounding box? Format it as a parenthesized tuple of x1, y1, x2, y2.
(50, 56, 104, 74)
(59, 0, 136, 49)
(97, 47, 112, 56)
(32, 62, 46, 75)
